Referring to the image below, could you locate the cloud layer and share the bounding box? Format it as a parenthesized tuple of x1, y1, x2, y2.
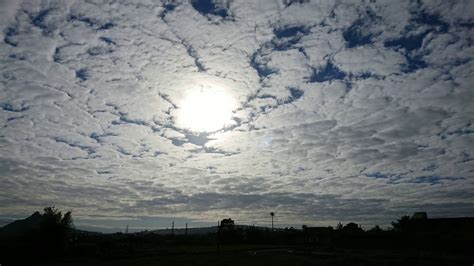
(1, 0, 473, 230)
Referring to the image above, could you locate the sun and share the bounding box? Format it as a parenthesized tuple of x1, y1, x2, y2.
(177, 87, 237, 133)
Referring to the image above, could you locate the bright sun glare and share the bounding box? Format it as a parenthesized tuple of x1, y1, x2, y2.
(178, 87, 236, 133)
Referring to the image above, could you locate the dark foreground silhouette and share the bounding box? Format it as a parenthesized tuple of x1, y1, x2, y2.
(0, 208, 473, 265)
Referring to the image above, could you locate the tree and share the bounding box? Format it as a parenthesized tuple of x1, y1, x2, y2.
(219, 218, 238, 243)
(342, 222, 363, 234)
(220, 218, 235, 228)
(42, 206, 73, 232)
(40, 206, 74, 253)
(368, 225, 383, 233)
(391, 215, 411, 233)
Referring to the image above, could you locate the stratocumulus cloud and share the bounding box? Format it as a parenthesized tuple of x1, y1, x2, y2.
(0, 0, 473, 231)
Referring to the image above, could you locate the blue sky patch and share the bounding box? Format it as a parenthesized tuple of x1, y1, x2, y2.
(385, 33, 427, 52)
(75, 68, 89, 81)
(343, 8, 380, 48)
(99, 36, 116, 45)
(161, 2, 180, 18)
(191, 0, 229, 18)
(4, 26, 18, 46)
(272, 26, 309, 50)
(343, 20, 373, 48)
(412, 175, 464, 185)
(30, 9, 53, 35)
(415, 10, 449, 33)
(274, 26, 308, 39)
(250, 53, 276, 79)
(309, 61, 346, 83)
(403, 55, 427, 73)
(68, 14, 115, 30)
(439, 123, 474, 139)
(289, 87, 304, 100)
(1, 103, 30, 113)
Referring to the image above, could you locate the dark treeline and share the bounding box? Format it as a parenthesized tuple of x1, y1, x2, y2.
(0, 208, 473, 265)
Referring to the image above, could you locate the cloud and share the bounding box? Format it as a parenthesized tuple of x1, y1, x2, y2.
(0, 0, 473, 231)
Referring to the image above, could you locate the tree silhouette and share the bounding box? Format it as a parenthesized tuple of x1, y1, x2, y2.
(219, 218, 237, 243)
(368, 225, 383, 233)
(342, 222, 363, 234)
(391, 215, 411, 233)
(220, 218, 235, 228)
(42, 206, 73, 230)
(40, 206, 74, 253)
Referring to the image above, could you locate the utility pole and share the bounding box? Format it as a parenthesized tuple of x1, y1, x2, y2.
(216, 220, 220, 254)
(171, 221, 174, 236)
(270, 212, 275, 232)
(185, 223, 188, 236)
(125, 224, 129, 234)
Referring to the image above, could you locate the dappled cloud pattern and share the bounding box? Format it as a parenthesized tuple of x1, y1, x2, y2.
(0, 0, 473, 230)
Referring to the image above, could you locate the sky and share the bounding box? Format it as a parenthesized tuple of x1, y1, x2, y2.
(0, 0, 473, 233)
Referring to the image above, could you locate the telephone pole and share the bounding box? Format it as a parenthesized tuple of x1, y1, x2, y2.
(270, 212, 275, 232)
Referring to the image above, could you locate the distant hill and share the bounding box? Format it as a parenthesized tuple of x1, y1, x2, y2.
(150, 225, 279, 235)
(151, 226, 218, 235)
(0, 211, 43, 237)
(0, 213, 284, 237)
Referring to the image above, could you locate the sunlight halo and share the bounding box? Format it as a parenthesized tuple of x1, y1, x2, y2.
(177, 86, 237, 133)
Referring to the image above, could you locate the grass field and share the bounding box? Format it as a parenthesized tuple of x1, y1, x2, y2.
(45, 245, 472, 266)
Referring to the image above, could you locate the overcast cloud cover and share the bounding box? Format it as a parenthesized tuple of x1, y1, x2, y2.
(0, 0, 473, 232)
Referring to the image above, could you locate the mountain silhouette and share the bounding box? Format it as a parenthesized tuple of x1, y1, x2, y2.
(0, 211, 44, 237)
